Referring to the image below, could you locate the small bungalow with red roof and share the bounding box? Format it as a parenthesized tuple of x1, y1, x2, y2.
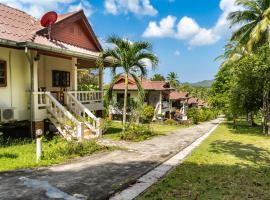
(109, 76, 173, 119)
(0, 3, 110, 139)
(110, 76, 208, 121)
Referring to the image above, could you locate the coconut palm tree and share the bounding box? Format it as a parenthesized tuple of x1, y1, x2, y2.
(167, 72, 180, 88)
(227, 0, 270, 134)
(228, 0, 270, 51)
(99, 35, 158, 125)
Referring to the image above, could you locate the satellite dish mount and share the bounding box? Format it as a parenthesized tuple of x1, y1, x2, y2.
(40, 11, 58, 40)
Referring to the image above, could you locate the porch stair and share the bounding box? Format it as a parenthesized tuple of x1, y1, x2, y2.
(44, 92, 85, 141)
(66, 92, 102, 138)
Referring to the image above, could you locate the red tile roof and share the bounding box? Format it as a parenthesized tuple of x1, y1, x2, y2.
(0, 3, 100, 57)
(188, 97, 199, 105)
(113, 76, 172, 91)
(169, 91, 189, 100)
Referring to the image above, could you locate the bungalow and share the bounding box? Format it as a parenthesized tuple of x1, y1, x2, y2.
(110, 77, 208, 121)
(109, 76, 173, 120)
(0, 4, 108, 139)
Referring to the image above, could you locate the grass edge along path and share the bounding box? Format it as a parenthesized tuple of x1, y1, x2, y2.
(138, 121, 270, 200)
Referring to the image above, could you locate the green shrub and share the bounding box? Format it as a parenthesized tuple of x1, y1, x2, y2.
(187, 108, 201, 124)
(121, 123, 154, 141)
(42, 137, 108, 161)
(141, 105, 155, 123)
(164, 119, 177, 125)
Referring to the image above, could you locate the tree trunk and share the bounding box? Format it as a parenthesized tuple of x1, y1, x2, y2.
(122, 73, 129, 126)
(263, 87, 269, 134)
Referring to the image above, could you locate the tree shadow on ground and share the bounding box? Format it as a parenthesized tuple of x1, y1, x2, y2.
(0, 153, 18, 159)
(226, 121, 263, 136)
(140, 162, 270, 200)
(209, 140, 270, 164)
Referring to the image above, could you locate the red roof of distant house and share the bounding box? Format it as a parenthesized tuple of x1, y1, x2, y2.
(169, 91, 189, 100)
(188, 97, 198, 105)
(0, 3, 102, 57)
(113, 76, 173, 91)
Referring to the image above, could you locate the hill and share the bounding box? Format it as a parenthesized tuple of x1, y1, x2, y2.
(183, 80, 214, 88)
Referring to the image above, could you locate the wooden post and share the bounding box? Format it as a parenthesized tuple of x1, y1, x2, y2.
(72, 57, 78, 91)
(98, 64, 103, 92)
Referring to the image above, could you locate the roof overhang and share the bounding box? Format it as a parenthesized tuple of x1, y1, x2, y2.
(0, 38, 112, 66)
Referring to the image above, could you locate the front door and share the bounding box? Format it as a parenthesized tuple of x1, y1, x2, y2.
(52, 70, 70, 105)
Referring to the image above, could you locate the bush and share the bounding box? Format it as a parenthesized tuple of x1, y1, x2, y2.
(187, 108, 201, 124)
(121, 123, 154, 141)
(164, 119, 177, 125)
(141, 105, 155, 123)
(42, 137, 107, 160)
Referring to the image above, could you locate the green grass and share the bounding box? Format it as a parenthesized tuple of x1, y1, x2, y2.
(103, 122, 187, 141)
(0, 136, 111, 172)
(139, 122, 270, 199)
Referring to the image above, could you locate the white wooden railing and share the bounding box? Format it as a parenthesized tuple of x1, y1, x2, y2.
(68, 91, 103, 104)
(66, 92, 102, 136)
(33, 91, 46, 108)
(45, 92, 85, 140)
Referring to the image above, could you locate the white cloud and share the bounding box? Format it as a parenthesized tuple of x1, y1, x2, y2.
(143, 15, 176, 37)
(176, 16, 200, 39)
(68, 1, 94, 17)
(104, 0, 158, 16)
(143, 0, 240, 47)
(174, 50, 180, 56)
(0, 0, 93, 18)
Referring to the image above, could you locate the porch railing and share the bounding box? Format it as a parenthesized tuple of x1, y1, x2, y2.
(45, 92, 84, 140)
(68, 91, 103, 104)
(66, 92, 102, 136)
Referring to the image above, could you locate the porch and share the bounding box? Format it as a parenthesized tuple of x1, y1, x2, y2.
(29, 52, 105, 140)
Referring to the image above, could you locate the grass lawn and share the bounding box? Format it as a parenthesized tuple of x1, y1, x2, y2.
(0, 137, 111, 172)
(103, 122, 188, 141)
(139, 121, 270, 199)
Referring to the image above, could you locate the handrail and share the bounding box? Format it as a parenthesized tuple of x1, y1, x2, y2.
(45, 92, 84, 140)
(66, 92, 102, 136)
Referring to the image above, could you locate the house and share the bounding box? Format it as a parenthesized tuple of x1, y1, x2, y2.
(0, 4, 109, 139)
(110, 76, 209, 121)
(109, 76, 173, 119)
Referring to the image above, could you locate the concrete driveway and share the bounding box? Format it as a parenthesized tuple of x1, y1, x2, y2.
(0, 118, 222, 200)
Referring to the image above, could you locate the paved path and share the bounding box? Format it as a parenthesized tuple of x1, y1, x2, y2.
(0, 118, 222, 200)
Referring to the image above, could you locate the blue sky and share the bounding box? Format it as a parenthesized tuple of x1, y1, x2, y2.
(0, 0, 239, 83)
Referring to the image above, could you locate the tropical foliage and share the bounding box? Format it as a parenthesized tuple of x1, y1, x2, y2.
(151, 73, 165, 81)
(211, 0, 270, 133)
(99, 35, 158, 125)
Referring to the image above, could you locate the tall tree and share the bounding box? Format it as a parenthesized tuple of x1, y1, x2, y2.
(228, 0, 270, 133)
(167, 72, 180, 88)
(151, 74, 165, 81)
(228, 0, 270, 51)
(99, 35, 158, 125)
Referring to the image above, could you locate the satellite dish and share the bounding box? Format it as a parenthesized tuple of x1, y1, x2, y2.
(40, 11, 58, 40)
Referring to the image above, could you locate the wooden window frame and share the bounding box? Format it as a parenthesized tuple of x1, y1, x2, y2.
(0, 60, 7, 87)
(52, 70, 70, 87)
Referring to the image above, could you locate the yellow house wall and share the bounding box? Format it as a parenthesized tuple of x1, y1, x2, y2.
(38, 55, 74, 91)
(0, 47, 30, 121)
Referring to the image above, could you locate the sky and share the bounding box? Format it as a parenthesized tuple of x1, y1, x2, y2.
(0, 0, 240, 83)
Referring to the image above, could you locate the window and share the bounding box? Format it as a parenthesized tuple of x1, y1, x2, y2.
(0, 60, 7, 87)
(52, 70, 70, 87)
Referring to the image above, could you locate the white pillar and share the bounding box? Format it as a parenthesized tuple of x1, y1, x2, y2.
(72, 57, 78, 91)
(32, 57, 39, 121)
(159, 91, 162, 115)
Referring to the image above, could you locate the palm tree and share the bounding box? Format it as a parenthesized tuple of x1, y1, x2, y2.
(228, 0, 270, 134)
(99, 35, 158, 125)
(151, 74, 165, 81)
(228, 0, 270, 51)
(167, 72, 180, 88)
